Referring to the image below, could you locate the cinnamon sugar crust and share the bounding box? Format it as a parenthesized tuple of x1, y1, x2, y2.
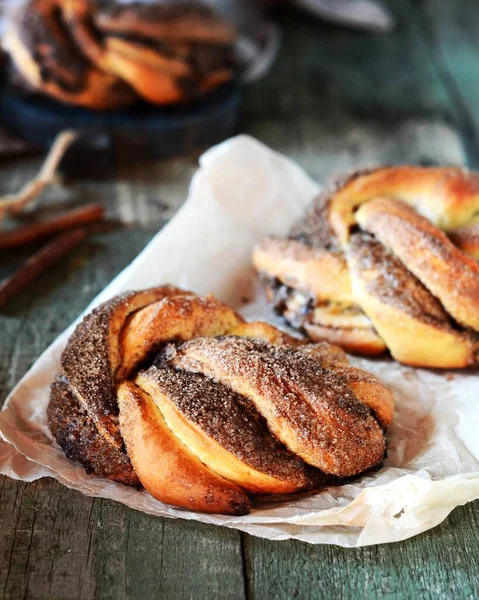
(321, 365, 394, 430)
(348, 233, 458, 328)
(289, 168, 379, 250)
(298, 342, 348, 366)
(48, 377, 139, 486)
(253, 165, 479, 366)
(346, 233, 479, 367)
(356, 197, 479, 331)
(49, 286, 393, 507)
(138, 365, 315, 488)
(60, 292, 134, 444)
(170, 336, 386, 477)
(289, 189, 338, 250)
(60, 286, 186, 446)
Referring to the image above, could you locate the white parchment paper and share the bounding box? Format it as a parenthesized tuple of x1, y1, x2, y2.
(1, 135, 479, 547)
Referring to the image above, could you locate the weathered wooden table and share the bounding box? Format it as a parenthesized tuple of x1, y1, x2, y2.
(1, 1, 479, 598)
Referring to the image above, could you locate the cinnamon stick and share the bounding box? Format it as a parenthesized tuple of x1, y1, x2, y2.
(0, 203, 104, 249)
(0, 130, 77, 223)
(0, 229, 86, 308)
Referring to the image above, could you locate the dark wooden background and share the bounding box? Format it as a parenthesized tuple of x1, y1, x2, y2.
(1, 1, 479, 598)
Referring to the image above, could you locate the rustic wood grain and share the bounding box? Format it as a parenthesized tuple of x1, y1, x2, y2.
(243, 503, 479, 599)
(2, 1, 479, 598)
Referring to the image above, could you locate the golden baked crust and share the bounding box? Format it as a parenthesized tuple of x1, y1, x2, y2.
(117, 293, 243, 380)
(252, 180, 388, 357)
(254, 166, 479, 367)
(118, 381, 250, 515)
(4, 0, 135, 110)
(356, 197, 479, 331)
(303, 323, 387, 356)
(170, 336, 386, 477)
(449, 223, 479, 259)
(136, 367, 316, 494)
(347, 233, 479, 368)
(328, 166, 479, 245)
(49, 287, 393, 514)
(230, 320, 302, 346)
(253, 237, 353, 304)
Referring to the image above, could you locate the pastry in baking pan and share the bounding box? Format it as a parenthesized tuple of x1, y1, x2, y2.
(93, 0, 236, 44)
(48, 286, 394, 515)
(3, 0, 135, 110)
(253, 166, 479, 368)
(3, 0, 237, 108)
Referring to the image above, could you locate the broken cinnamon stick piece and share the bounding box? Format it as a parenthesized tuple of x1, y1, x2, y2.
(0, 203, 104, 249)
(0, 228, 86, 309)
(0, 130, 77, 223)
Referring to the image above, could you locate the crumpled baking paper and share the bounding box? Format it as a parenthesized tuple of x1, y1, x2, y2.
(1, 135, 479, 547)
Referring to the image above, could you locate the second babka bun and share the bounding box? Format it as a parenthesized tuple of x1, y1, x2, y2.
(3, 0, 135, 110)
(48, 286, 394, 515)
(3, 0, 237, 109)
(253, 166, 479, 369)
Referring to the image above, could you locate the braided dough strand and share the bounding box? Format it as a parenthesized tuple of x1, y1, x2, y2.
(254, 166, 479, 368)
(346, 234, 479, 368)
(329, 166, 479, 246)
(49, 287, 393, 514)
(356, 197, 479, 331)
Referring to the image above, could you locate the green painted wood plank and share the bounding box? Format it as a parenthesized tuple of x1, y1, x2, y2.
(244, 503, 479, 599)
(86, 494, 245, 600)
(0, 478, 246, 600)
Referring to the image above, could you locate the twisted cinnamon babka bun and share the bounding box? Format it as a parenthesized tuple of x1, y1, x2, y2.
(3, 0, 135, 110)
(48, 286, 394, 515)
(253, 166, 479, 369)
(3, 0, 237, 109)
